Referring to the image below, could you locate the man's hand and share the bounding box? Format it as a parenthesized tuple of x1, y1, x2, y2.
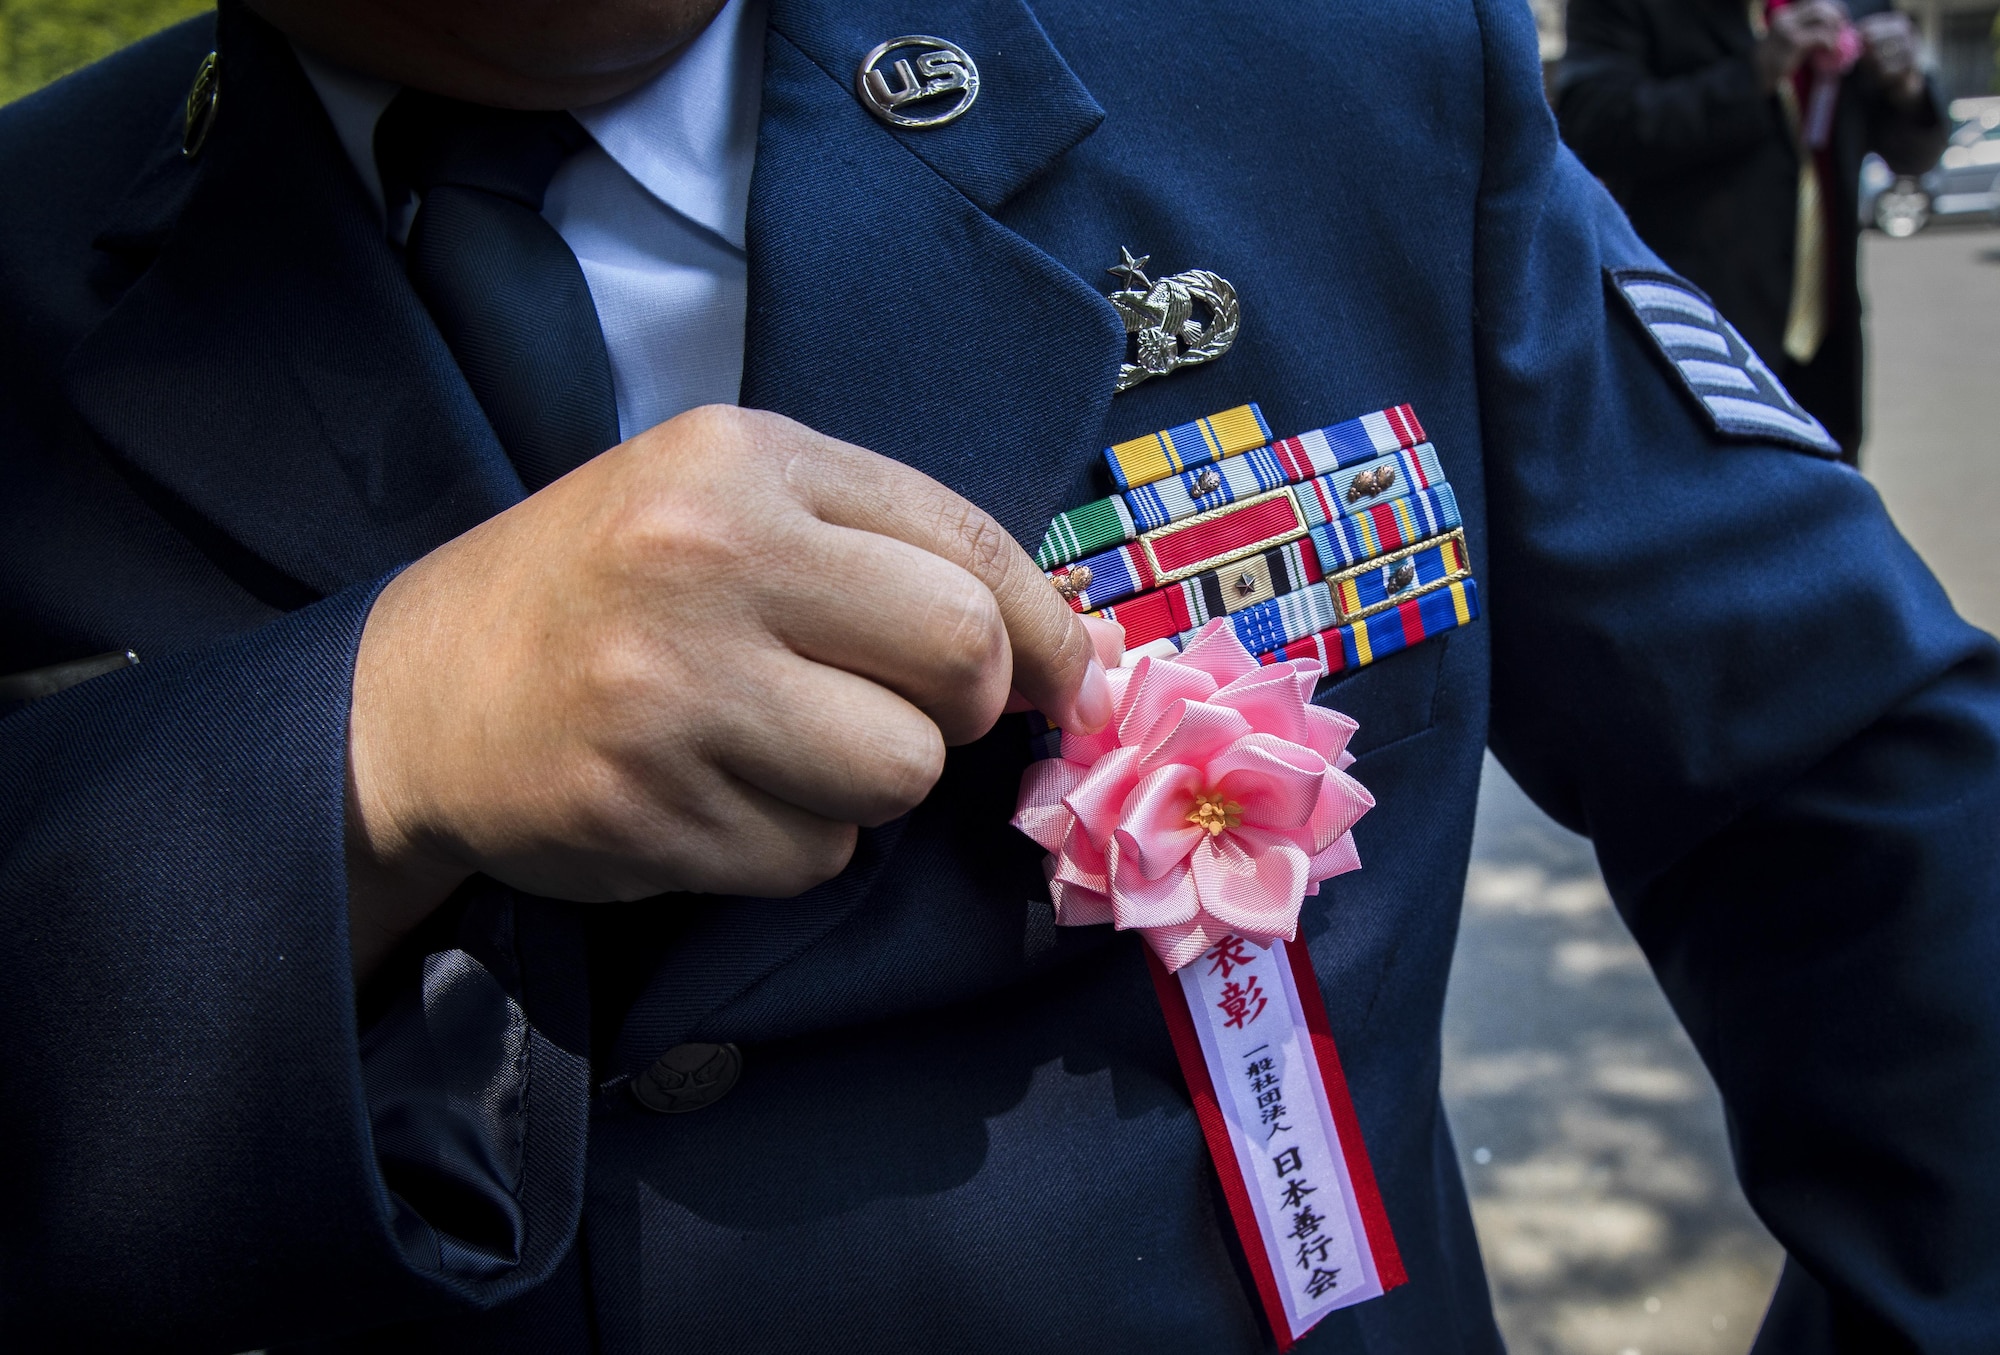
(343, 406, 1117, 979)
(1756, 0, 1848, 92)
(1856, 11, 1926, 107)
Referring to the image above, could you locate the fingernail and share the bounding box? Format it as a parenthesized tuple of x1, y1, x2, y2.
(1080, 613, 1126, 670)
(1072, 657, 1112, 733)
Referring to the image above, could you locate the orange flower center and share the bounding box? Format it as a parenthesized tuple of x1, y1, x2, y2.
(1187, 790, 1243, 837)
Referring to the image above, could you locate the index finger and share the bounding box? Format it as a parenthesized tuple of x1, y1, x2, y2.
(765, 415, 1112, 735)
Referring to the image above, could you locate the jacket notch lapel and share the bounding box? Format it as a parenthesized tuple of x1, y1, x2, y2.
(770, 0, 1105, 215)
(62, 1, 519, 601)
(745, 0, 1123, 549)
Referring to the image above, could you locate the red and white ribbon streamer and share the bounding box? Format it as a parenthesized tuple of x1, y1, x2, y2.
(1148, 934, 1405, 1348)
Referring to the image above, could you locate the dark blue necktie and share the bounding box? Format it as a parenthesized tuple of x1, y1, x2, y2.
(376, 92, 620, 492)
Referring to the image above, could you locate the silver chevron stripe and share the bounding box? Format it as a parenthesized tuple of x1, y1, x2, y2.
(1612, 270, 1841, 457)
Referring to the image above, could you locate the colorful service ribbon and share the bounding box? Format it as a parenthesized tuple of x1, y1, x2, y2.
(1096, 537, 1329, 649)
(1103, 403, 1272, 492)
(1126, 443, 1294, 533)
(1310, 484, 1461, 571)
(1043, 401, 1477, 671)
(1036, 496, 1137, 571)
(1038, 403, 1431, 569)
(1143, 488, 1309, 582)
(1268, 403, 1425, 480)
(1181, 535, 1324, 623)
(1050, 487, 1310, 613)
(1292, 444, 1446, 528)
(1217, 580, 1341, 657)
(1262, 577, 1480, 674)
(1326, 530, 1470, 624)
(1047, 541, 1156, 614)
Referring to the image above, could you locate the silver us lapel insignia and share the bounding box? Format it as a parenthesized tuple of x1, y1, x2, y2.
(1105, 247, 1240, 394)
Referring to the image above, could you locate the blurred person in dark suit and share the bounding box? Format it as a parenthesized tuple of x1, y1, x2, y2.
(1558, 0, 1948, 463)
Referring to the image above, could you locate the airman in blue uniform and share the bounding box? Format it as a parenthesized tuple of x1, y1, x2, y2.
(2, 1, 1997, 1350)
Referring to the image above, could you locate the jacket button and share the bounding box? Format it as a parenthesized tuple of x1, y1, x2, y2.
(631, 1042, 742, 1114)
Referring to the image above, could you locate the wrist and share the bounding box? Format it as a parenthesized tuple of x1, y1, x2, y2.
(343, 769, 468, 982)
(345, 567, 472, 982)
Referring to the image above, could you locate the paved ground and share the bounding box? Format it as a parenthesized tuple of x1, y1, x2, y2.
(1860, 224, 2000, 634)
(1440, 219, 2000, 1355)
(1443, 763, 1786, 1355)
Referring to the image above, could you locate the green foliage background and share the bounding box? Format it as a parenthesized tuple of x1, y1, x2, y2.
(1, 0, 211, 105)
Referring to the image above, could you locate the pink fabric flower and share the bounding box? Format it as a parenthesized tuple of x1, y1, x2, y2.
(1012, 620, 1375, 972)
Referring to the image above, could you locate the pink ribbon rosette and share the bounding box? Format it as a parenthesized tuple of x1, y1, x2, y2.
(1012, 619, 1375, 972)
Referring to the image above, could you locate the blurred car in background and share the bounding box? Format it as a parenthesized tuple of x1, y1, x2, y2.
(1861, 96, 2000, 237)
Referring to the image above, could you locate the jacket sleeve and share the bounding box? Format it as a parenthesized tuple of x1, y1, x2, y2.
(1556, 0, 1777, 183)
(1473, 0, 2000, 1346)
(0, 581, 589, 1351)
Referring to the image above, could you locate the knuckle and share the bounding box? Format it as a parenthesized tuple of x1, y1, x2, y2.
(644, 408, 798, 521)
(938, 498, 1014, 583)
(599, 466, 790, 593)
(609, 500, 743, 594)
(626, 403, 740, 480)
(678, 817, 856, 899)
(925, 577, 1006, 684)
(576, 627, 661, 715)
(867, 720, 947, 815)
(753, 412, 853, 496)
(777, 823, 860, 893)
(673, 401, 752, 448)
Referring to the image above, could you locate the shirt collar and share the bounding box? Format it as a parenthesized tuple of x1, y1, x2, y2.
(574, 0, 765, 250)
(296, 0, 765, 250)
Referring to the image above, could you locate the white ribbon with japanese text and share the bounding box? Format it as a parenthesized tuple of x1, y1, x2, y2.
(1157, 933, 1403, 1346)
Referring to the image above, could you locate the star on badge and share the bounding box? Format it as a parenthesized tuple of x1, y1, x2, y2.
(1107, 246, 1153, 292)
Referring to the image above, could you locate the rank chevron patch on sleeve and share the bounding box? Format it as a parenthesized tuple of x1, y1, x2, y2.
(1607, 267, 1843, 459)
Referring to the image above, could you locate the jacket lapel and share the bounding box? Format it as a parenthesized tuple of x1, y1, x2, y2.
(613, 0, 1121, 1072)
(741, 0, 1121, 547)
(63, 2, 519, 601)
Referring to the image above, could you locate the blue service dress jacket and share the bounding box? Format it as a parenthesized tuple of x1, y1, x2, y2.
(3, 1, 1998, 1351)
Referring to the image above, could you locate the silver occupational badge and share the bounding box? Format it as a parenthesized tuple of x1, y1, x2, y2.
(856, 36, 979, 129)
(1104, 247, 1240, 394)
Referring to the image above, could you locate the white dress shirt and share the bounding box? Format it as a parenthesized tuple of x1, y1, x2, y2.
(297, 0, 766, 442)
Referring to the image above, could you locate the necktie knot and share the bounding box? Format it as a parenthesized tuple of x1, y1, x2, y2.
(376, 91, 592, 211)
